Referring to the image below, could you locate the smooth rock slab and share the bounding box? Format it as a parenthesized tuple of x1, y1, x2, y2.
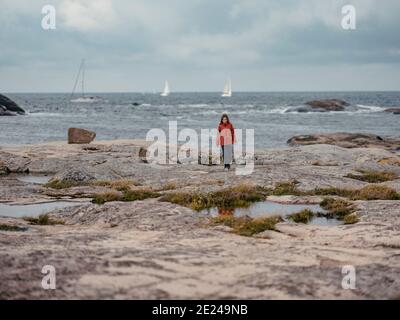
(287, 132, 400, 151)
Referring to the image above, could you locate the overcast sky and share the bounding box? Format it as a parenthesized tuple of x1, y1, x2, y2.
(1, 0, 400, 92)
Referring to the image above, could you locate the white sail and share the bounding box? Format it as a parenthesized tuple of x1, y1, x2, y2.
(160, 81, 170, 96)
(221, 79, 232, 97)
(70, 59, 102, 103)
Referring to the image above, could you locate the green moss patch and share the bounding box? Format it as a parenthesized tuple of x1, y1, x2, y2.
(211, 215, 283, 237)
(287, 209, 315, 224)
(160, 183, 265, 211)
(346, 169, 397, 183)
(23, 214, 64, 225)
(92, 189, 161, 204)
(0, 224, 27, 232)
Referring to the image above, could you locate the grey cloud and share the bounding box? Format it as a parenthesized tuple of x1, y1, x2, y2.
(0, 0, 399, 92)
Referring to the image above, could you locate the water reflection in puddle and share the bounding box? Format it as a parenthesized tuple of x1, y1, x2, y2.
(0, 202, 84, 218)
(16, 175, 51, 184)
(200, 200, 343, 226)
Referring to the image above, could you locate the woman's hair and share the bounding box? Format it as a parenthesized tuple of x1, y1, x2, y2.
(220, 113, 230, 124)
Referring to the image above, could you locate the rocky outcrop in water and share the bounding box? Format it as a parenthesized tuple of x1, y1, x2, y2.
(68, 128, 96, 144)
(284, 99, 350, 113)
(0, 94, 25, 116)
(384, 108, 400, 115)
(306, 99, 349, 111)
(287, 132, 400, 151)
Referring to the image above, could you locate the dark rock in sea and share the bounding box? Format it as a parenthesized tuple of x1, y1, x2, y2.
(384, 108, 400, 115)
(287, 132, 400, 151)
(305, 99, 349, 112)
(284, 99, 350, 113)
(0, 107, 17, 116)
(0, 94, 25, 115)
(68, 128, 96, 144)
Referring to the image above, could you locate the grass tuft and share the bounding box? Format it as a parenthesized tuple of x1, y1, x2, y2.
(160, 183, 265, 211)
(288, 209, 315, 224)
(343, 213, 360, 225)
(91, 179, 139, 192)
(271, 181, 302, 196)
(0, 224, 27, 232)
(211, 215, 283, 237)
(319, 198, 360, 224)
(92, 189, 160, 204)
(350, 184, 400, 200)
(159, 182, 178, 191)
(92, 190, 122, 204)
(46, 178, 140, 191)
(44, 180, 79, 189)
(320, 198, 355, 218)
(346, 169, 397, 183)
(23, 214, 64, 225)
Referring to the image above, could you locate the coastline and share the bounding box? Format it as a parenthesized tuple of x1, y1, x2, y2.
(1, 136, 400, 299)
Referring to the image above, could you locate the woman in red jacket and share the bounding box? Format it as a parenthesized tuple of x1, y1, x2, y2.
(217, 113, 235, 170)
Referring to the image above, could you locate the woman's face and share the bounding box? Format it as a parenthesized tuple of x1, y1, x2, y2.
(222, 117, 228, 124)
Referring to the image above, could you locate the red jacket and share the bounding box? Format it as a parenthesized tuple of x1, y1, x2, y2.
(217, 123, 235, 146)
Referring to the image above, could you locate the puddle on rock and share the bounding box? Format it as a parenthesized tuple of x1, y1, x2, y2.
(200, 200, 343, 226)
(16, 174, 51, 185)
(0, 202, 85, 218)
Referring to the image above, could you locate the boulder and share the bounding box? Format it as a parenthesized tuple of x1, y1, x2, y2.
(68, 128, 96, 144)
(138, 147, 148, 163)
(305, 99, 349, 112)
(52, 168, 96, 184)
(287, 132, 400, 151)
(0, 160, 10, 175)
(0, 94, 25, 115)
(384, 108, 400, 115)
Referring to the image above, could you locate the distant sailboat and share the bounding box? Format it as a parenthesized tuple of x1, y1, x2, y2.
(70, 59, 102, 103)
(160, 81, 170, 97)
(221, 79, 232, 97)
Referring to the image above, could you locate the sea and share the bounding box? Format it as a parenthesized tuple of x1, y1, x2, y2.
(1, 92, 399, 148)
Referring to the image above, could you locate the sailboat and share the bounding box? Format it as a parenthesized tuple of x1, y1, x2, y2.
(70, 59, 102, 103)
(221, 79, 232, 97)
(160, 80, 170, 97)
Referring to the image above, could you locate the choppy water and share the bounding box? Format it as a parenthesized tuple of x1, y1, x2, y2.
(1, 92, 399, 148)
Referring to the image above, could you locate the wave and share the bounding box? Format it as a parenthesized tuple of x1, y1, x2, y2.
(355, 104, 386, 112)
(277, 104, 387, 115)
(27, 111, 63, 117)
(177, 104, 210, 108)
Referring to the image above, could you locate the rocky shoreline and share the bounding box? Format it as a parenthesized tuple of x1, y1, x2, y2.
(1, 134, 400, 299)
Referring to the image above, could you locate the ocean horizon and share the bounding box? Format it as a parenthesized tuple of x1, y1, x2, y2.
(2, 91, 399, 147)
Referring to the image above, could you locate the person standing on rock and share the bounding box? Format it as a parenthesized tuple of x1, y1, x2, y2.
(217, 113, 236, 171)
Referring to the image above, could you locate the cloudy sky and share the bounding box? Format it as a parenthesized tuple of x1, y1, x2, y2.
(1, 0, 400, 92)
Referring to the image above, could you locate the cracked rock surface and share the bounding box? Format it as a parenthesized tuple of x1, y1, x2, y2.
(0, 140, 399, 299)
